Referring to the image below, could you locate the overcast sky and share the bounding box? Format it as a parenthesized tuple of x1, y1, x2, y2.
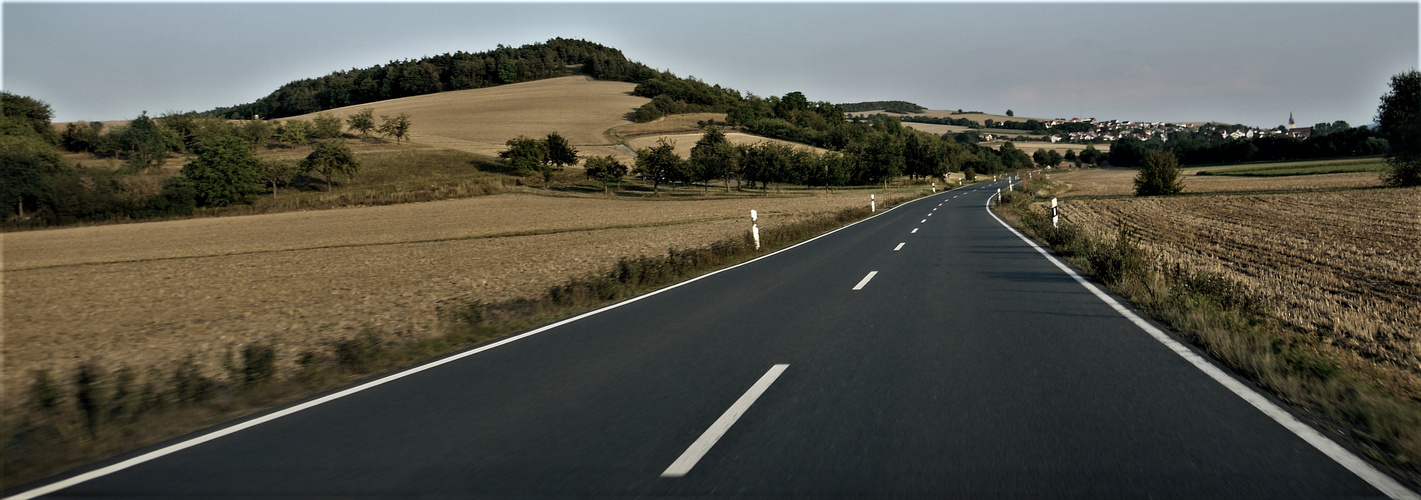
(3, 2, 1416, 129)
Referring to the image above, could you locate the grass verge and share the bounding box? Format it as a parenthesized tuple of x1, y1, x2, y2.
(1, 189, 929, 489)
(992, 186, 1421, 487)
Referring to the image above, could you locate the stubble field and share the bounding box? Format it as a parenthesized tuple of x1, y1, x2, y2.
(1048, 167, 1383, 197)
(1058, 187, 1421, 375)
(289, 76, 647, 159)
(2, 191, 915, 406)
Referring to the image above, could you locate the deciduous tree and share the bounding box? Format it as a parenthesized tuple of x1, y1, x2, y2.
(311, 113, 344, 139)
(583, 155, 627, 193)
(300, 139, 361, 191)
(378, 113, 413, 143)
(257, 160, 298, 197)
(181, 136, 262, 206)
(633, 138, 684, 194)
(1377, 70, 1421, 187)
(689, 127, 737, 191)
(1134, 149, 1184, 196)
(544, 132, 578, 170)
(346, 108, 376, 136)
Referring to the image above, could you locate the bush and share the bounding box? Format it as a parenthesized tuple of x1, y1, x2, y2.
(181, 136, 263, 206)
(334, 331, 384, 373)
(1134, 149, 1183, 196)
(242, 343, 278, 387)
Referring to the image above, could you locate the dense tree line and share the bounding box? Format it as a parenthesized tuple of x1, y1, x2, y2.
(893, 114, 981, 128)
(3, 92, 375, 226)
(208, 38, 656, 120)
(839, 101, 926, 114)
(1108, 125, 1389, 167)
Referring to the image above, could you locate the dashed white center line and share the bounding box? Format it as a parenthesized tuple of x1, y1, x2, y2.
(912, 228, 919, 233)
(894, 242, 905, 251)
(920, 219, 926, 223)
(852, 271, 878, 290)
(661, 364, 789, 478)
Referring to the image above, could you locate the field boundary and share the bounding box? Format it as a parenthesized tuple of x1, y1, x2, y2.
(3, 184, 950, 500)
(983, 190, 1418, 500)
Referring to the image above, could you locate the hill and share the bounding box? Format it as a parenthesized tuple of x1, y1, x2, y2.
(208, 38, 654, 120)
(287, 76, 647, 159)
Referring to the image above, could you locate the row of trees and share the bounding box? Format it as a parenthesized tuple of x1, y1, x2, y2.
(1108, 126, 1389, 167)
(498, 132, 579, 186)
(209, 38, 655, 120)
(501, 125, 1099, 195)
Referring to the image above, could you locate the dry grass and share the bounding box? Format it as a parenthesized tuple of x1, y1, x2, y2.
(2, 191, 917, 407)
(1049, 167, 1384, 197)
(1059, 188, 1421, 375)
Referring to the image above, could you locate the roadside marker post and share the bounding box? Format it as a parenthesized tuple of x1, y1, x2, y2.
(1051, 198, 1059, 228)
(750, 210, 760, 250)
(932, 182, 936, 193)
(871, 194, 876, 212)
(996, 188, 1001, 205)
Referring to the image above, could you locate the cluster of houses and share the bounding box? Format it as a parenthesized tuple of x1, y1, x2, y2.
(1032, 116, 1309, 144)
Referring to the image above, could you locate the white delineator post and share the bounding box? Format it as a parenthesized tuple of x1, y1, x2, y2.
(750, 210, 760, 250)
(870, 194, 876, 212)
(996, 188, 1001, 205)
(932, 182, 936, 193)
(1051, 198, 1059, 228)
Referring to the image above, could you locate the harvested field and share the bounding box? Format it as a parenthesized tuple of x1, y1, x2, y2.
(624, 132, 828, 159)
(609, 113, 726, 138)
(1050, 167, 1383, 197)
(289, 76, 646, 157)
(2, 191, 917, 405)
(1060, 188, 1421, 372)
(901, 122, 969, 135)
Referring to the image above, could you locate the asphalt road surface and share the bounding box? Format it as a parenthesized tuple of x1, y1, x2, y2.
(11, 180, 1412, 499)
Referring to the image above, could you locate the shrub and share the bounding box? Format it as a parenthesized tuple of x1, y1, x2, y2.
(242, 343, 278, 387)
(1134, 149, 1183, 196)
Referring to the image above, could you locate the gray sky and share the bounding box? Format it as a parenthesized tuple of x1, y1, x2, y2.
(4, 2, 1416, 129)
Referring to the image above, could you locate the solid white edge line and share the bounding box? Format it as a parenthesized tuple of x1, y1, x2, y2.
(5, 187, 961, 500)
(852, 271, 878, 290)
(894, 242, 905, 251)
(981, 189, 1419, 500)
(660, 364, 789, 477)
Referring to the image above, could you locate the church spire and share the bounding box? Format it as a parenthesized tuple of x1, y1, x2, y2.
(1289, 112, 1295, 129)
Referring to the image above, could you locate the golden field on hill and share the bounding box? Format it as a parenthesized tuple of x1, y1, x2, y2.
(1059, 188, 1421, 373)
(290, 76, 647, 159)
(2, 191, 916, 406)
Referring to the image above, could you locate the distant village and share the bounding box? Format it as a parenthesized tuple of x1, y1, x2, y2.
(1034, 115, 1312, 145)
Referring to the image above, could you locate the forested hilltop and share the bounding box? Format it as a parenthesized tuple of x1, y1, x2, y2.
(208, 38, 656, 119)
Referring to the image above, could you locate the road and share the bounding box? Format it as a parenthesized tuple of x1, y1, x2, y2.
(10, 180, 1409, 499)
